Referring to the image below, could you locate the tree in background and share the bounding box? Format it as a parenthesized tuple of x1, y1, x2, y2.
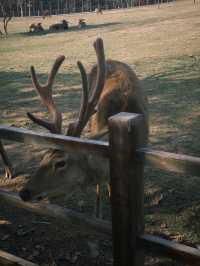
(17, 0, 24, 17)
(0, 0, 15, 35)
(0, 0, 172, 20)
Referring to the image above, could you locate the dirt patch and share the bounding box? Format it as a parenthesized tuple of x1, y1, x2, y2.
(0, 178, 186, 266)
(0, 197, 113, 266)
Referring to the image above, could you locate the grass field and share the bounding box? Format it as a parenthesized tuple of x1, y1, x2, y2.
(0, 0, 200, 262)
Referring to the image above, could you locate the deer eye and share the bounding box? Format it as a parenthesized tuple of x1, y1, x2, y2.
(55, 160, 66, 169)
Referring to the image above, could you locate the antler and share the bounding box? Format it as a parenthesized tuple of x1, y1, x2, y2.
(67, 38, 106, 137)
(27, 39, 105, 138)
(27, 55, 65, 134)
(0, 141, 14, 178)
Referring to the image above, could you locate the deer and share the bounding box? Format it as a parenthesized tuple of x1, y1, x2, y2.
(49, 20, 68, 31)
(29, 23, 44, 33)
(95, 8, 103, 15)
(42, 10, 51, 19)
(19, 38, 149, 212)
(78, 19, 86, 29)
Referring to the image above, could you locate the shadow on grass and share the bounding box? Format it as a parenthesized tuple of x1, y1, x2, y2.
(0, 56, 200, 241)
(142, 57, 200, 155)
(0, 69, 83, 125)
(16, 22, 122, 37)
(140, 57, 200, 240)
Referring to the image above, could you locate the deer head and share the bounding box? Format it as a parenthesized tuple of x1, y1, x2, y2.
(19, 38, 107, 202)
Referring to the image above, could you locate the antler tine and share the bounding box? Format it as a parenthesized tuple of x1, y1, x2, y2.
(88, 38, 106, 110)
(0, 141, 14, 178)
(27, 55, 65, 134)
(77, 61, 89, 122)
(47, 55, 66, 88)
(67, 38, 106, 137)
(66, 61, 89, 136)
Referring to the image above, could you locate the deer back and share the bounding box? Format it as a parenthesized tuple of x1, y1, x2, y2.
(89, 60, 149, 142)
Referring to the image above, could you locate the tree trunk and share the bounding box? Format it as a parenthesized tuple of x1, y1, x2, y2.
(57, 0, 60, 14)
(28, 0, 31, 16)
(3, 17, 11, 36)
(82, 0, 84, 12)
(20, 5, 23, 17)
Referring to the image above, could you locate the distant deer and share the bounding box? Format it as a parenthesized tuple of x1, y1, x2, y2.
(49, 20, 68, 31)
(19, 38, 148, 207)
(95, 8, 103, 14)
(78, 19, 86, 29)
(29, 23, 44, 33)
(42, 10, 50, 19)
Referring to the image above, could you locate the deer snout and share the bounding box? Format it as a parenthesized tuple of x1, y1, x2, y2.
(19, 189, 32, 201)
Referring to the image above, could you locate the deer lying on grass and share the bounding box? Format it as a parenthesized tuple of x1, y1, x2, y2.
(29, 23, 44, 33)
(49, 20, 68, 31)
(78, 19, 86, 29)
(19, 38, 148, 207)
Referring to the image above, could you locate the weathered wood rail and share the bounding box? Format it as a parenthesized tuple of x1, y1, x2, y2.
(0, 112, 200, 266)
(1, 126, 200, 176)
(0, 125, 109, 158)
(0, 249, 38, 266)
(139, 148, 200, 177)
(1, 189, 200, 265)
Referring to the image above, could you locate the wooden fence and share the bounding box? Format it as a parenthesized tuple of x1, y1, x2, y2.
(0, 112, 200, 266)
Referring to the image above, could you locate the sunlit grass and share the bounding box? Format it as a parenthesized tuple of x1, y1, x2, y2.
(0, 0, 200, 252)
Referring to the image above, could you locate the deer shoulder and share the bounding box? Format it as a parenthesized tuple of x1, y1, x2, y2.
(89, 60, 149, 142)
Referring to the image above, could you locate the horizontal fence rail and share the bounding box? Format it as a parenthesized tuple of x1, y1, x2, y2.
(1, 126, 200, 177)
(1, 113, 200, 266)
(138, 148, 200, 177)
(0, 249, 38, 266)
(1, 189, 200, 265)
(0, 126, 109, 158)
(140, 234, 200, 265)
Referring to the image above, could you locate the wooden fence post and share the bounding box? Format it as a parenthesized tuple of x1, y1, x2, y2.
(109, 112, 146, 266)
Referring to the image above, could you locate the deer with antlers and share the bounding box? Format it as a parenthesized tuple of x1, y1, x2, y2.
(29, 23, 44, 33)
(78, 19, 86, 29)
(19, 38, 148, 208)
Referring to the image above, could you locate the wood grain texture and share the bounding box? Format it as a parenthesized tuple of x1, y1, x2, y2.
(109, 113, 146, 266)
(138, 148, 200, 177)
(0, 249, 38, 266)
(1, 190, 200, 265)
(0, 125, 109, 158)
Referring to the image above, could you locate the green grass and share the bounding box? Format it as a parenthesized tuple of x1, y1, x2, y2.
(0, 0, 200, 261)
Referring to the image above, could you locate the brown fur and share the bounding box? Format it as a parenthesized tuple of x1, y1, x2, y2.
(29, 23, 44, 33)
(49, 20, 68, 31)
(19, 60, 148, 202)
(89, 60, 148, 140)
